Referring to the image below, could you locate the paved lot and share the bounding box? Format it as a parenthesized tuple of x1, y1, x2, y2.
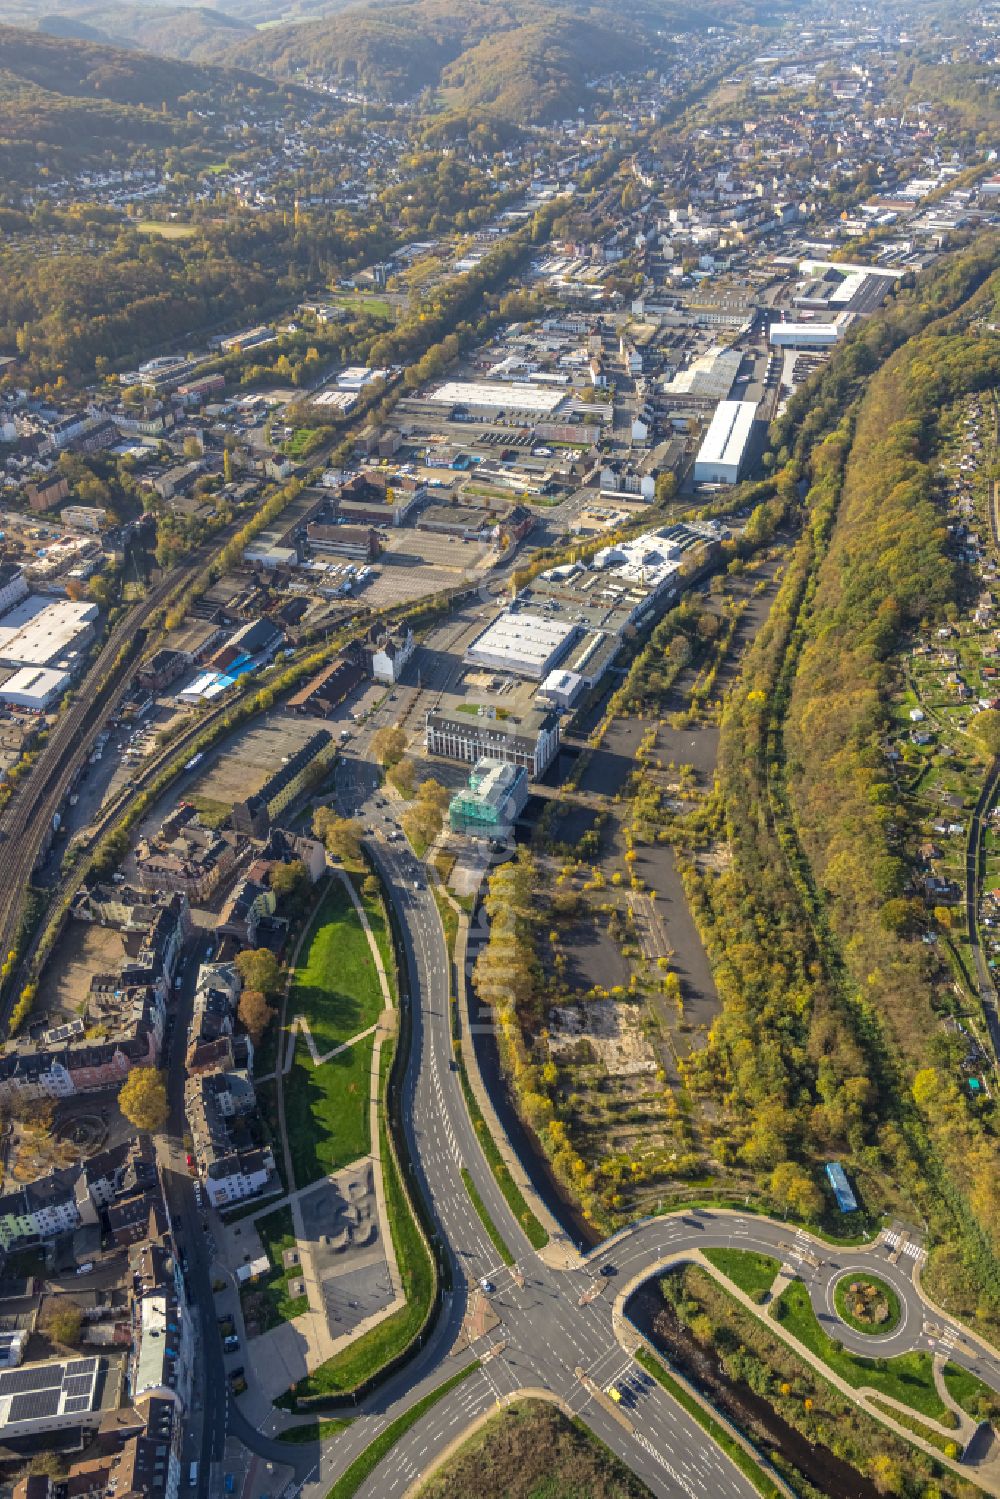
(193, 715, 325, 807)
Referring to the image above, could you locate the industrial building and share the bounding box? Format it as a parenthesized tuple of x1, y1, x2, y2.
(664, 345, 742, 399)
(429, 380, 567, 415)
(0, 597, 98, 670)
(426, 706, 560, 778)
(693, 401, 758, 485)
(0, 665, 71, 711)
(768, 318, 847, 349)
(538, 668, 586, 711)
(465, 610, 577, 681)
(449, 759, 529, 842)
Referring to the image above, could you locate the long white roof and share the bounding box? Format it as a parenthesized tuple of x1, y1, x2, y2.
(696, 400, 758, 467)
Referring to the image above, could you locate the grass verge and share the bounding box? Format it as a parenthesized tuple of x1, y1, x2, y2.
(325, 1363, 479, 1499)
(867, 1399, 961, 1458)
(635, 1347, 785, 1499)
(771, 1280, 949, 1421)
(455, 1049, 548, 1250)
(286, 1042, 435, 1400)
(278, 1418, 351, 1444)
(942, 1360, 1000, 1421)
(460, 1168, 514, 1267)
(702, 1248, 780, 1302)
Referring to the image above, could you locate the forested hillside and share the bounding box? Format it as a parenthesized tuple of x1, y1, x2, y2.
(35, 5, 255, 60)
(0, 23, 296, 183)
(216, 0, 755, 121)
(784, 260, 1000, 1311)
(686, 238, 1000, 1330)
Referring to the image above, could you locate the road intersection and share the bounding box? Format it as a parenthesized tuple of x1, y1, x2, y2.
(182, 654, 1000, 1499)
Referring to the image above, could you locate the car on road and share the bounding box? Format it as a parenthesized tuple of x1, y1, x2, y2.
(479, 1278, 495, 1294)
(193, 1182, 203, 1207)
(599, 1263, 617, 1277)
(223, 1334, 240, 1353)
(228, 1367, 246, 1394)
(186, 1153, 194, 1168)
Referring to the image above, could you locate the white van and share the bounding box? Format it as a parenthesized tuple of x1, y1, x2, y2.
(188, 1463, 198, 1488)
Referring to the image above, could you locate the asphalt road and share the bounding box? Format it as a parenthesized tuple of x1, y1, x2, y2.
(171, 605, 1000, 1499)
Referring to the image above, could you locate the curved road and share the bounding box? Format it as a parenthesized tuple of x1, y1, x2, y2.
(265, 721, 994, 1496)
(195, 623, 1000, 1497)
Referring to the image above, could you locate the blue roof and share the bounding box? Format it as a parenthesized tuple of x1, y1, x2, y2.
(825, 1161, 858, 1214)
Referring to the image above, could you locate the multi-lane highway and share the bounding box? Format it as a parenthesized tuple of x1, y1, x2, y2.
(107, 586, 1000, 1496)
(280, 709, 1000, 1497)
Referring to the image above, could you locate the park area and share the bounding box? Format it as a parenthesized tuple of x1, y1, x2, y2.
(239, 1205, 308, 1336)
(283, 877, 388, 1187)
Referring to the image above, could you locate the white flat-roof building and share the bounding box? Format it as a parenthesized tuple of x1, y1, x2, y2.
(538, 668, 586, 710)
(429, 380, 567, 415)
(693, 401, 758, 485)
(0, 665, 71, 711)
(0, 597, 98, 669)
(664, 345, 742, 400)
(769, 316, 849, 349)
(465, 609, 577, 680)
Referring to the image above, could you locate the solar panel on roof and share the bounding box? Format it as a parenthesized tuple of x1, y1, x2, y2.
(63, 1374, 93, 1397)
(75, 1357, 98, 1374)
(0, 1364, 61, 1396)
(62, 1395, 92, 1414)
(9, 1388, 60, 1421)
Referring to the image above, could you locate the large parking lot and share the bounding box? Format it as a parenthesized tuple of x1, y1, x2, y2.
(191, 715, 327, 814)
(363, 528, 492, 608)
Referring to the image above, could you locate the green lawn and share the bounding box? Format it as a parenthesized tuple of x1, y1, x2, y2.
(355, 876, 397, 1004)
(942, 1361, 1000, 1421)
(771, 1280, 949, 1421)
(331, 291, 392, 318)
(703, 1248, 780, 1301)
(289, 879, 385, 1051)
(833, 1272, 901, 1336)
(136, 220, 197, 239)
(867, 1398, 960, 1455)
(287, 1042, 435, 1400)
(284, 1033, 373, 1187)
(239, 1205, 308, 1335)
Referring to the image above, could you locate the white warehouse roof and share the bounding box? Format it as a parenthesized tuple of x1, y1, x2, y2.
(429, 380, 566, 414)
(0, 596, 98, 668)
(0, 665, 71, 710)
(769, 321, 843, 347)
(466, 609, 576, 678)
(695, 400, 758, 473)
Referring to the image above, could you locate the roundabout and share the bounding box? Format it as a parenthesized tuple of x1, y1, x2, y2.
(833, 1271, 902, 1337)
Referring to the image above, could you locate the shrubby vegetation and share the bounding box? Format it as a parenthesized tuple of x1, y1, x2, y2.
(680, 235, 1000, 1324)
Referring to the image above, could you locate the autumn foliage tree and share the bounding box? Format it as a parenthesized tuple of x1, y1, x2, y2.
(118, 1067, 168, 1133)
(238, 988, 275, 1046)
(235, 948, 282, 998)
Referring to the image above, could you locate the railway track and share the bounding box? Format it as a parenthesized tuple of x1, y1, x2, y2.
(0, 569, 194, 1013)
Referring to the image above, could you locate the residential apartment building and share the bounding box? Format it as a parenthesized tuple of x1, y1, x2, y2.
(231, 729, 336, 837)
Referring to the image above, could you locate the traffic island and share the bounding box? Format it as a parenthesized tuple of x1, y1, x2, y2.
(832, 1272, 901, 1336)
